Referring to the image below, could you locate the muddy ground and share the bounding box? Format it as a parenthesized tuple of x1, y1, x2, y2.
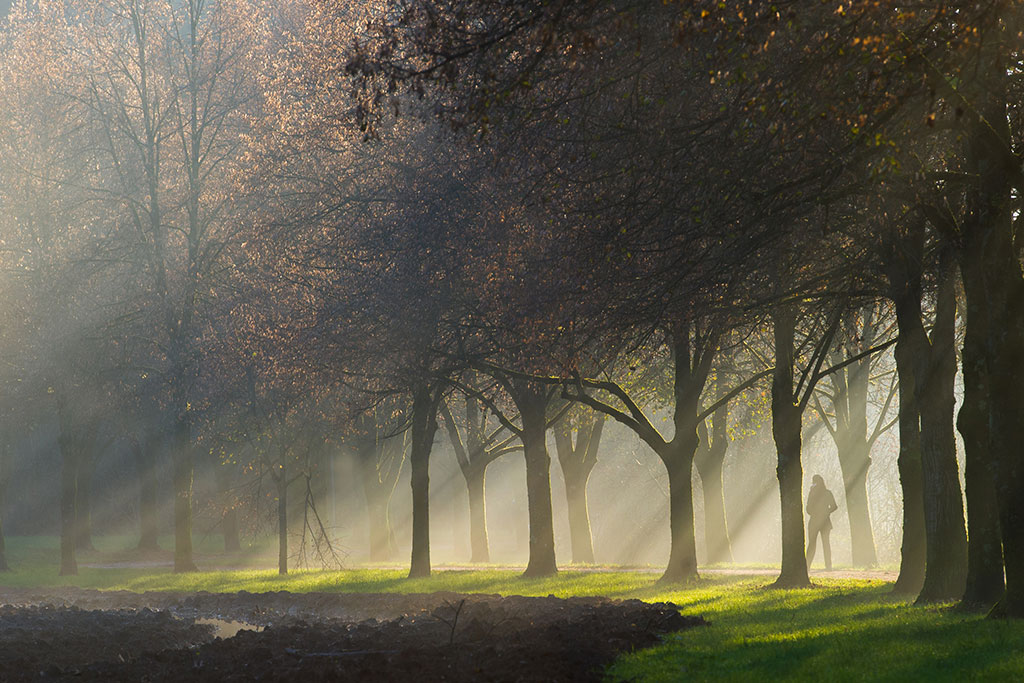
(0, 587, 703, 681)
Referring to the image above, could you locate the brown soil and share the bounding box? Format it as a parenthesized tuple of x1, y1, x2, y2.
(0, 587, 703, 681)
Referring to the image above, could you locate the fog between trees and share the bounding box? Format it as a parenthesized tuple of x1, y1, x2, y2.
(0, 0, 1019, 615)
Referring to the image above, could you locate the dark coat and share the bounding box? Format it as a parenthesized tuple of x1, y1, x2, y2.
(807, 483, 838, 531)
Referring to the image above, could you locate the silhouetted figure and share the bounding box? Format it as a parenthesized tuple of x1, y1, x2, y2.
(806, 474, 839, 571)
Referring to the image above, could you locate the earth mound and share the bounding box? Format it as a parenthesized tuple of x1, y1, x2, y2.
(0, 588, 703, 681)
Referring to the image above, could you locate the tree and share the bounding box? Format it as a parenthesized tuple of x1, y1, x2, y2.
(439, 387, 520, 563)
(75, 0, 257, 572)
(352, 413, 407, 563)
(552, 409, 604, 564)
(811, 305, 898, 568)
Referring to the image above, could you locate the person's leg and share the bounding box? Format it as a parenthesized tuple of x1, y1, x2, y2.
(822, 528, 832, 571)
(806, 522, 818, 569)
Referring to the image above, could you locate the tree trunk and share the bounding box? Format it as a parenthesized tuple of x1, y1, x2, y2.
(892, 334, 926, 595)
(956, 59, 1016, 614)
(134, 437, 160, 552)
(277, 464, 288, 575)
(987, 306, 1024, 617)
(771, 305, 810, 588)
(973, 244, 1024, 616)
(171, 414, 197, 573)
(958, 270, 1004, 608)
(215, 462, 241, 553)
(517, 380, 557, 578)
(913, 259, 968, 603)
(554, 415, 602, 565)
(465, 465, 490, 563)
(0, 516, 7, 572)
(885, 223, 927, 596)
(837, 440, 876, 567)
(833, 341, 879, 568)
(408, 384, 438, 579)
(660, 441, 698, 583)
(58, 402, 78, 577)
(223, 505, 241, 553)
(0, 442, 9, 571)
(564, 469, 595, 564)
(695, 405, 733, 564)
(366, 492, 396, 562)
(696, 455, 730, 564)
(75, 443, 97, 552)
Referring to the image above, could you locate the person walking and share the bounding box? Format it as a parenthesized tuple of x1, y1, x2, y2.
(806, 474, 839, 571)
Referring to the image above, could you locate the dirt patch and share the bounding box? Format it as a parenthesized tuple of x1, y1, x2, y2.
(0, 588, 702, 681)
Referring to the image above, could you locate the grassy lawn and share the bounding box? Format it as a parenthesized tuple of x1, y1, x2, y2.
(2, 536, 1023, 680)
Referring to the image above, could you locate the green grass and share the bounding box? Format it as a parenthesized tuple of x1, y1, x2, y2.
(2, 537, 1023, 680)
(607, 578, 1024, 681)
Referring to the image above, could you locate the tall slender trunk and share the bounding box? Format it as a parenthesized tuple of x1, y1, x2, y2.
(771, 305, 810, 588)
(913, 258, 968, 603)
(885, 223, 927, 596)
(75, 443, 97, 552)
(223, 505, 241, 553)
(837, 440, 876, 567)
(986, 294, 1024, 617)
(135, 436, 160, 552)
(58, 401, 78, 577)
(959, 264, 1004, 608)
(216, 463, 241, 552)
(365, 492, 396, 562)
(977, 224, 1024, 615)
(892, 336, 926, 595)
(564, 471, 595, 564)
(955, 50, 1012, 612)
(171, 413, 196, 573)
(277, 463, 287, 575)
(554, 415, 602, 564)
(408, 384, 438, 579)
(465, 465, 489, 563)
(358, 432, 404, 563)
(695, 405, 733, 564)
(0, 440, 9, 571)
(837, 355, 878, 567)
(517, 380, 557, 578)
(696, 455, 731, 564)
(939, 20, 1024, 618)
(660, 440, 698, 582)
(656, 325, 715, 583)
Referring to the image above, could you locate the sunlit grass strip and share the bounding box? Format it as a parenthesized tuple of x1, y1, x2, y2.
(608, 579, 1024, 681)
(3, 539, 1024, 681)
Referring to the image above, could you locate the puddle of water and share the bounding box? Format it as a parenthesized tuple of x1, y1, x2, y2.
(195, 618, 264, 639)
